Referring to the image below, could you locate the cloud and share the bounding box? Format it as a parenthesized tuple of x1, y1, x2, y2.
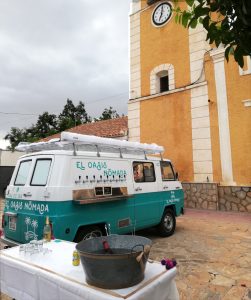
(0, 0, 130, 139)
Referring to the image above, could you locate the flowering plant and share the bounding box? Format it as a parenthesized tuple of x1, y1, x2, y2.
(161, 258, 177, 270)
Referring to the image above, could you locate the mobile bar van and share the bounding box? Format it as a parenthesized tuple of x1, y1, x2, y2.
(1, 132, 184, 246)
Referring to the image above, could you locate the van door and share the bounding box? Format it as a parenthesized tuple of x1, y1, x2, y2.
(160, 161, 183, 210)
(4, 159, 33, 243)
(4, 156, 53, 244)
(133, 161, 160, 228)
(28, 156, 53, 200)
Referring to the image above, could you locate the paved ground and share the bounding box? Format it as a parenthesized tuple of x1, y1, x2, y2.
(1, 208, 251, 299)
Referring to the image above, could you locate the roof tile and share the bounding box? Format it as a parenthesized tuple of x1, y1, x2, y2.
(40, 116, 128, 142)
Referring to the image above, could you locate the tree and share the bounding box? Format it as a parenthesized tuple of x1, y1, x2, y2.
(57, 99, 91, 131)
(75, 101, 92, 124)
(57, 98, 78, 131)
(5, 127, 27, 151)
(34, 112, 58, 139)
(97, 106, 120, 121)
(173, 0, 251, 67)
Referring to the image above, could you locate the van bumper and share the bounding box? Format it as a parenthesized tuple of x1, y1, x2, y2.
(0, 235, 20, 247)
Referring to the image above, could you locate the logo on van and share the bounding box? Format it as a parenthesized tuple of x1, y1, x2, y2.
(24, 217, 38, 241)
(76, 162, 85, 170)
(5, 200, 49, 215)
(76, 161, 108, 171)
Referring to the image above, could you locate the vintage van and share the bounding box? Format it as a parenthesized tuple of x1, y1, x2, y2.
(1, 132, 184, 246)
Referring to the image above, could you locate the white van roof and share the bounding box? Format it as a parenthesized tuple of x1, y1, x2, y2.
(15, 132, 164, 157)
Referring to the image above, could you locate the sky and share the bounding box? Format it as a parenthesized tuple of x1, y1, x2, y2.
(0, 0, 131, 149)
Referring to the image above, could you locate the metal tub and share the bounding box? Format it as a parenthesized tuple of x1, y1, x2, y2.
(76, 235, 152, 289)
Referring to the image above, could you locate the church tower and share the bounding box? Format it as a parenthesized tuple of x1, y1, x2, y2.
(128, 0, 251, 186)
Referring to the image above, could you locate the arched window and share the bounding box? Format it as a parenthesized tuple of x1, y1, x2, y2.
(150, 64, 175, 95)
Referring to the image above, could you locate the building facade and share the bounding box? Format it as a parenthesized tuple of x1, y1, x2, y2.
(128, 0, 251, 186)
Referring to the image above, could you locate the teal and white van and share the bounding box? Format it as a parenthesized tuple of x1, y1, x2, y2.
(1, 132, 184, 246)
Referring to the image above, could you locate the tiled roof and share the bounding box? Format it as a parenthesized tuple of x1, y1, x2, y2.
(40, 116, 128, 142)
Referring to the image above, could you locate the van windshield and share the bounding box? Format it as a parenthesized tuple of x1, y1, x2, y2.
(31, 159, 52, 186)
(14, 160, 32, 186)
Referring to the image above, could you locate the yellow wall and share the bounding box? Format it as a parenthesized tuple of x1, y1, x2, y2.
(140, 91, 194, 181)
(205, 54, 251, 185)
(140, 2, 190, 97)
(225, 57, 251, 184)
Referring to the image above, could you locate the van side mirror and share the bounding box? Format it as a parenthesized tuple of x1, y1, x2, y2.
(175, 172, 179, 180)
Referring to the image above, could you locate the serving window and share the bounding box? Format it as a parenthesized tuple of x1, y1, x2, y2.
(133, 162, 155, 183)
(160, 161, 175, 181)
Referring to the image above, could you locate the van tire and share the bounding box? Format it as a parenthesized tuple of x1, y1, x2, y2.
(74, 226, 103, 242)
(158, 209, 176, 237)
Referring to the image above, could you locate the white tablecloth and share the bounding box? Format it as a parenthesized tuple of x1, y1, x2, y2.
(0, 240, 179, 300)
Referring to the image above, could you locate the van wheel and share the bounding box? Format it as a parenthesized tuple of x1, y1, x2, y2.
(74, 226, 103, 242)
(158, 209, 176, 237)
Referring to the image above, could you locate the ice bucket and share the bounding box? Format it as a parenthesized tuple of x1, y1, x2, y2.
(76, 235, 152, 289)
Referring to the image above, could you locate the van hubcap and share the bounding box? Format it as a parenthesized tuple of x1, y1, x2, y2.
(164, 215, 173, 231)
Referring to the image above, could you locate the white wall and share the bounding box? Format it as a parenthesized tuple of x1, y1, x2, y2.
(0, 150, 22, 166)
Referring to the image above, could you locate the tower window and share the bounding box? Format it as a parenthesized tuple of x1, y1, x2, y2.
(151, 65, 174, 95)
(160, 75, 169, 92)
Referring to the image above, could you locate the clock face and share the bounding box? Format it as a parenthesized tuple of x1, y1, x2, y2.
(152, 2, 172, 26)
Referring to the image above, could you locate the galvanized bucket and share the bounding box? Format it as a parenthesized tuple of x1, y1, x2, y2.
(76, 235, 152, 289)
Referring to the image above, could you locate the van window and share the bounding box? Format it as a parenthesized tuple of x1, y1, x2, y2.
(14, 160, 32, 186)
(161, 161, 175, 181)
(31, 159, 52, 186)
(133, 162, 155, 182)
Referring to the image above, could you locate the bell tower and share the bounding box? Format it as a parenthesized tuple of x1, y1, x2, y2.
(128, 0, 251, 185)
(128, 0, 212, 182)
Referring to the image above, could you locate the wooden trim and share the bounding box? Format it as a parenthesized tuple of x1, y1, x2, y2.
(73, 194, 133, 205)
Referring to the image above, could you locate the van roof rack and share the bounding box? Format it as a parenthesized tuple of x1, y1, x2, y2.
(15, 132, 164, 157)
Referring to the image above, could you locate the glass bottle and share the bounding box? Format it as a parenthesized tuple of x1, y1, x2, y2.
(43, 216, 51, 242)
(102, 240, 113, 254)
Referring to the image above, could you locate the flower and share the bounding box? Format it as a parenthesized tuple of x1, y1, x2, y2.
(160, 258, 177, 270)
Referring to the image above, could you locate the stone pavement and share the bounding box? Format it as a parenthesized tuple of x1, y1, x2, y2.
(145, 209, 251, 300)
(1, 208, 251, 299)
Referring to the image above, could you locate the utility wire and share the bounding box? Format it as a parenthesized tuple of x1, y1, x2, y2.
(0, 91, 128, 117)
(0, 111, 37, 116)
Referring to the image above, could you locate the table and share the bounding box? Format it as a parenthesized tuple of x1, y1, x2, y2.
(0, 240, 179, 300)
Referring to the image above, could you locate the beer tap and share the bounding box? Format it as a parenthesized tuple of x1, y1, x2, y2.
(83, 175, 89, 184)
(97, 175, 102, 183)
(90, 175, 96, 183)
(75, 176, 81, 184)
